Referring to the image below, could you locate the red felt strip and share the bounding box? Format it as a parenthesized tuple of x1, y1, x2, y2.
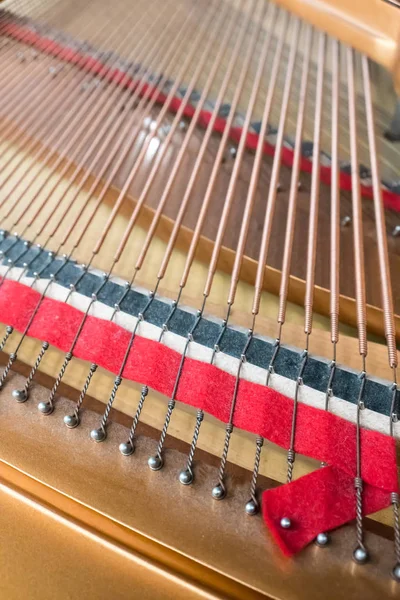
(262, 465, 392, 556)
(0, 278, 396, 554)
(3, 21, 400, 214)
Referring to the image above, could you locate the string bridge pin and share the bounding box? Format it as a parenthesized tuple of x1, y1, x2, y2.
(13, 341, 49, 402)
(119, 385, 148, 455)
(64, 363, 98, 429)
(245, 436, 264, 515)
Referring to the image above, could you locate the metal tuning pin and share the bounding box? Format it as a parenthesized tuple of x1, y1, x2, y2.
(91, 285, 157, 443)
(286, 344, 309, 484)
(212, 325, 254, 500)
(179, 302, 229, 485)
(119, 385, 148, 455)
(352, 364, 369, 565)
(149, 303, 205, 471)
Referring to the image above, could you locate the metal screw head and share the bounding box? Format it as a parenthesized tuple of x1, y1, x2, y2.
(38, 401, 54, 415)
(90, 427, 106, 443)
(119, 441, 134, 456)
(341, 215, 352, 227)
(12, 388, 28, 403)
(179, 469, 193, 486)
(245, 499, 258, 516)
(392, 225, 400, 238)
(280, 517, 292, 529)
(353, 546, 369, 564)
(64, 414, 79, 429)
(315, 532, 330, 547)
(392, 563, 400, 582)
(148, 455, 163, 471)
(211, 483, 226, 500)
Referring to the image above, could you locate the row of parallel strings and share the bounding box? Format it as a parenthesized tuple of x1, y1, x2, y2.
(0, 0, 398, 571)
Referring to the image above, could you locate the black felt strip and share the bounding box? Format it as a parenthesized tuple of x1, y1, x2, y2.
(1, 234, 397, 418)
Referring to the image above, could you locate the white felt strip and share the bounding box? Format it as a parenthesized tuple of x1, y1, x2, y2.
(1, 265, 398, 438)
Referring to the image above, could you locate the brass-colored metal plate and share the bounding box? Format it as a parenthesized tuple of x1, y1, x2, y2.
(0, 481, 207, 600)
(0, 372, 398, 599)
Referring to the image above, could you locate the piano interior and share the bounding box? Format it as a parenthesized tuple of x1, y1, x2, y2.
(0, 0, 399, 597)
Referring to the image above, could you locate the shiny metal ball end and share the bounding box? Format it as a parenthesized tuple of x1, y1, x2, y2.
(245, 499, 258, 516)
(211, 484, 226, 500)
(353, 546, 369, 565)
(119, 441, 134, 456)
(280, 517, 292, 529)
(315, 532, 330, 547)
(148, 455, 163, 471)
(64, 414, 79, 429)
(90, 427, 106, 443)
(392, 563, 400, 582)
(12, 388, 28, 403)
(38, 401, 53, 415)
(179, 469, 193, 486)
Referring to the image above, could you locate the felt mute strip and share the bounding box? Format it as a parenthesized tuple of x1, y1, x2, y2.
(0, 275, 397, 555)
(0, 237, 397, 424)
